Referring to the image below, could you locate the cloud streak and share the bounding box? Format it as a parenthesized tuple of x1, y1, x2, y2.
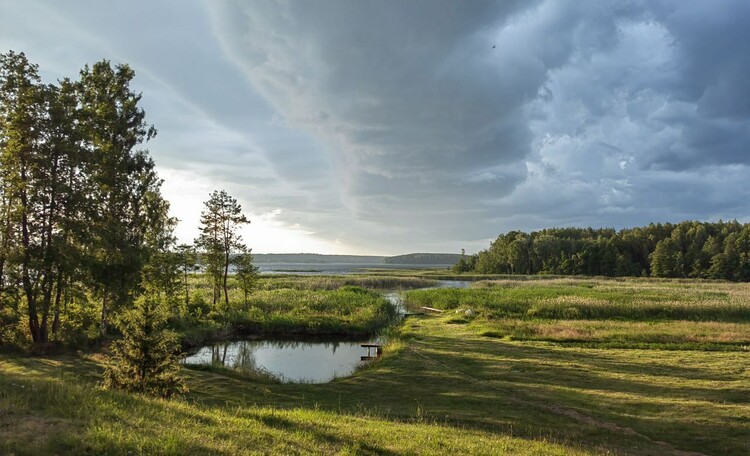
(2, 0, 749, 253)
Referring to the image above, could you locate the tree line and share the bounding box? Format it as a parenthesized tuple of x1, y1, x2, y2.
(455, 220, 750, 281)
(0, 51, 257, 347)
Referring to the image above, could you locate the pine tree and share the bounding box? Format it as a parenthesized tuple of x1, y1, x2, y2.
(195, 190, 249, 310)
(103, 293, 186, 397)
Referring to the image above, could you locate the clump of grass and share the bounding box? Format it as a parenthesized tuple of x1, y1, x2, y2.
(226, 287, 399, 337)
(172, 282, 402, 343)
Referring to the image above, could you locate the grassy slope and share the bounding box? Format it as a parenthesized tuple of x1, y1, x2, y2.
(1, 354, 593, 456)
(1, 277, 749, 455)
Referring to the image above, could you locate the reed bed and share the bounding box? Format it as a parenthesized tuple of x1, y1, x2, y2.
(231, 287, 398, 336)
(255, 275, 438, 291)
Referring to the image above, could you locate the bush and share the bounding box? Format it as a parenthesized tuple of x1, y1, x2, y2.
(103, 294, 186, 398)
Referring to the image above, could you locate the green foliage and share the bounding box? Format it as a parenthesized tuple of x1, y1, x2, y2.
(233, 247, 258, 307)
(0, 305, 23, 345)
(0, 51, 173, 344)
(103, 294, 186, 397)
(452, 249, 476, 273)
(78, 59, 171, 335)
(56, 296, 101, 347)
(195, 190, 249, 310)
(464, 221, 750, 282)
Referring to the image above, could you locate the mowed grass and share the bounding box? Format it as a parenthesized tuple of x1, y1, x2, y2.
(392, 318, 749, 455)
(1, 276, 749, 455)
(0, 355, 595, 456)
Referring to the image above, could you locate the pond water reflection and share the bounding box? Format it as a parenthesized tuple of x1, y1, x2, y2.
(182, 339, 372, 383)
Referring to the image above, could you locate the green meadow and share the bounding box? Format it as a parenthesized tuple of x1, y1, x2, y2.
(1, 275, 749, 455)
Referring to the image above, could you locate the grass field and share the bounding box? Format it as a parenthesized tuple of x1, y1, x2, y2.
(404, 278, 750, 349)
(1, 276, 748, 455)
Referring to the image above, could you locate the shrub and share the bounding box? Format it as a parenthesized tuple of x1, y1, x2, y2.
(103, 294, 186, 398)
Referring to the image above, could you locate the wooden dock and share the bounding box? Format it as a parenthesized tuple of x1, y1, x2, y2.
(361, 343, 382, 359)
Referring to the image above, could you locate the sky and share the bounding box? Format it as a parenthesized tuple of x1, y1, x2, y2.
(1, 0, 749, 255)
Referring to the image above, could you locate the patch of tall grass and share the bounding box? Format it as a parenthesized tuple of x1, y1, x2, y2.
(173, 275, 416, 344)
(404, 285, 750, 322)
(239, 287, 396, 335)
(255, 274, 437, 290)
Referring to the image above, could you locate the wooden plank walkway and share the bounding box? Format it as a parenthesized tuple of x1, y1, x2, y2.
(420, 306, 443, 313)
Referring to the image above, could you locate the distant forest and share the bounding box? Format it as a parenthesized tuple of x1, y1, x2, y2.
(455, 221, 750, 281)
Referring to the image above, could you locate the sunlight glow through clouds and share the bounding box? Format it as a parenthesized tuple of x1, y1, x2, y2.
(159, 168, 348, 254)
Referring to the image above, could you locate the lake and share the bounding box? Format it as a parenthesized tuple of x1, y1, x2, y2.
(256, 262, 454, 275)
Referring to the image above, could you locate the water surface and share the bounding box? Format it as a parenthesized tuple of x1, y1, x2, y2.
(183, 339, 374, 383)
(256, 262, 454, 275)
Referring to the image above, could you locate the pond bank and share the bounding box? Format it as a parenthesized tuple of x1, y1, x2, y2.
(180, 279, 472, 382)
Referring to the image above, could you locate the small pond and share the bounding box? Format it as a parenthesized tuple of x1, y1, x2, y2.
(183, 280, 470, 383)
(182, 339, 375, 383)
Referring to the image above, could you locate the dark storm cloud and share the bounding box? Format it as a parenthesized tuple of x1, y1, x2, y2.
(3, 0, 750, 253)
(125, 0, 750, 250)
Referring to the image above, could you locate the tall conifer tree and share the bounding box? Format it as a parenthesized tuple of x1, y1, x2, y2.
(195, 190, 250, 309)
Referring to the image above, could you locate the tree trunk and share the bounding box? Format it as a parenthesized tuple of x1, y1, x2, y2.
(0, 256, 5, 294)
(39, 154, 60, 342)
(100, 293, 109, 336)
(51, 272, 63, 339)
(213, 277, 219, 307)
(40, 271, 53, 343)
(223, 250, 230, 309)
(21, 167, 44, 343)
(184, 268, 189, 306)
